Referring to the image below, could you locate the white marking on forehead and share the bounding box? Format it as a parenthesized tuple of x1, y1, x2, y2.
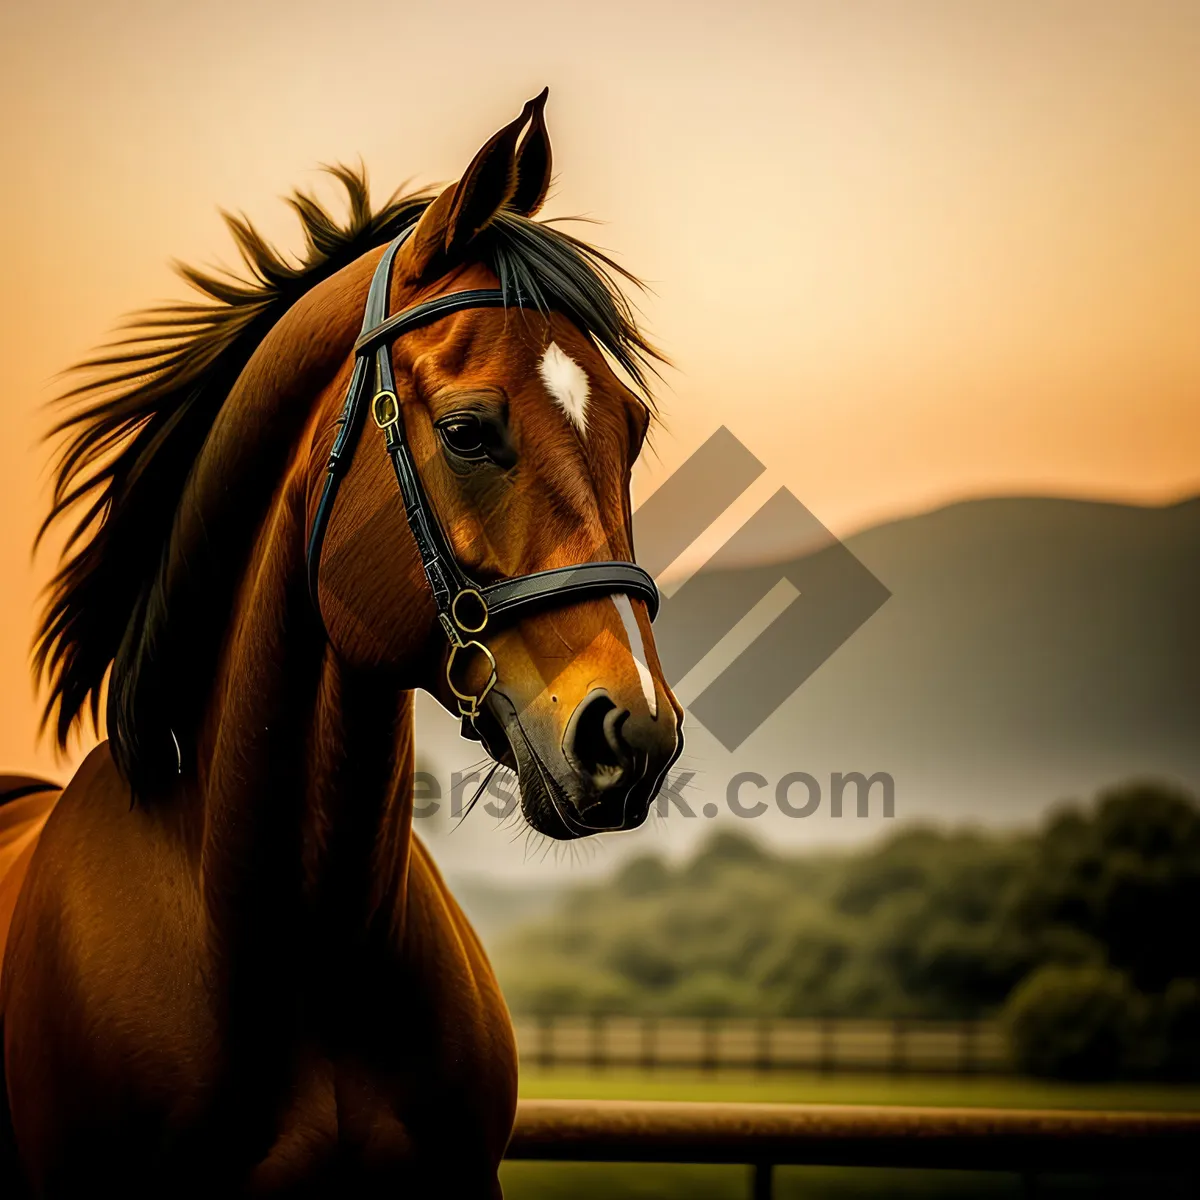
(539, 342, 590, 436)
(612, 594, 658, 718)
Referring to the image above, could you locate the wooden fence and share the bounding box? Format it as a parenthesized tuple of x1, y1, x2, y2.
(513, 1015, 1011, 1075)
(506, 1100, 1200, 1199)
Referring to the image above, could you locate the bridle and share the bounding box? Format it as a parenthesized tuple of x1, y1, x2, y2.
(306, 227, 660, 733)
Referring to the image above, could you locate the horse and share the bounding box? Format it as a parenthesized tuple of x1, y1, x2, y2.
(0, 89, 683, 1197)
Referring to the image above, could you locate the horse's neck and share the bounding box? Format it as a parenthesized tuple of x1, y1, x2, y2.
(303, 657, 418, 947)
(195, 474, 417, 983)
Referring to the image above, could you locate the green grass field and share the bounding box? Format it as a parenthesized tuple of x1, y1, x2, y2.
(517, 1065, 1200, 1110)
(499, 1070, 1200, 1199)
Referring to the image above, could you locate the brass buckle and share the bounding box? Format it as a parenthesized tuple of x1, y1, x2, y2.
(365, 360, 495, 719)
(447, 639, 498, 719)
(444, 588, 496, 721)
(371, 390, 400, 430)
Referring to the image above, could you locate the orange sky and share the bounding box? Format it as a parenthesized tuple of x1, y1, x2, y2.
(1, 0, 1197, 779)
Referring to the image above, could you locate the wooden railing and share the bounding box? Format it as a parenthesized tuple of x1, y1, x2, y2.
(513, 1015, 1011, 1075)
(506, 1100, 1200, 1199)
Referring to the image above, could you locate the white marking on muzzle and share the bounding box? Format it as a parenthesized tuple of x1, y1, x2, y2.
(612, 594, 658, 718)
(539, 342, 590, 436)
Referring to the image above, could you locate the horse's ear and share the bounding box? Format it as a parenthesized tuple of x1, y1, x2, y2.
(404, 90, 547, 279)
(510, 87, 552, 216)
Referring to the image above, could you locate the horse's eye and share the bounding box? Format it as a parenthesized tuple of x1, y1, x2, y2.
(437, 415, 487, 460)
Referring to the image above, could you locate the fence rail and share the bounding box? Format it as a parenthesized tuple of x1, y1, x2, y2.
(506, 1100, 1200, 1198)
(513, 1015, 1011, 1075)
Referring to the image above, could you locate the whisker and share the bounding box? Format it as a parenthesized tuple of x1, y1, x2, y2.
(452, 763, 499, 831)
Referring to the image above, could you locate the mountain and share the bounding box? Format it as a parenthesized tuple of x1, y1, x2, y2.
(422, 494, 1200, 891)
(747, 493, 1200, 817)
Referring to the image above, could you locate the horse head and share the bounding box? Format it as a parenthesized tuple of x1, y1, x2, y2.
(312, 91, 684, 839)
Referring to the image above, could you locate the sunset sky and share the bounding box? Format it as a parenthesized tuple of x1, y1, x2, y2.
(0, 0, 1197, 779)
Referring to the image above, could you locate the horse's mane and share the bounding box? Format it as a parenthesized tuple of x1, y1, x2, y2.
(34, 164, 662, 790)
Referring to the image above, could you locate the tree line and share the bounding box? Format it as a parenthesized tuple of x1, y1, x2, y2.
(493, 780, 1200, 1079)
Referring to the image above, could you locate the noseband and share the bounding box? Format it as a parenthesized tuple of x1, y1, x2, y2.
(306, 228, 660, 731)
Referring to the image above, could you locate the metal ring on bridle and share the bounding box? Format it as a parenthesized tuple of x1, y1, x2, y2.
(451, 587, 489, 635)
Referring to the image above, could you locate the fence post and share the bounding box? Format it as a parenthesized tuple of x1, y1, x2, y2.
(890, 1017, 907, 1076)
(818, 1017, 835, 1075)
(701, 1017, 719, 1073)
(752, 1162, 774, 1200)
(755, 1017, 772, 1074)
(640, 1016, 658, 1073)
(961, 1018, 977, 1077)
(537, 1014, 554, 1070)
(590, 1013, 607, 1072)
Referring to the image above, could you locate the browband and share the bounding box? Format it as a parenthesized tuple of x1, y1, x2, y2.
(306, 228, 660, 726)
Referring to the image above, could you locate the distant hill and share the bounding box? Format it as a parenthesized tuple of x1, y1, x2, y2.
(425, 494, 1200, 886)
(713, 494, 1200, 828)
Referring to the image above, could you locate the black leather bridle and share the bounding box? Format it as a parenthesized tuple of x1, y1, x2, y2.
(306, 228, 660, 728)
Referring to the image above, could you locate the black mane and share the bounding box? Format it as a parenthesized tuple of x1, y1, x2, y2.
(35, 164, 662, 789)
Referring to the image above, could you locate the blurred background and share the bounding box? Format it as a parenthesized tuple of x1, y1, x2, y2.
(2, 1, 1198, 1195)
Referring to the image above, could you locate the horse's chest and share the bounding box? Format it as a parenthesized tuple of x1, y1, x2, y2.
(247, 1050, 415, 1192)
(248, 889, 518, 1192)
(247, 1024, 513, 1196)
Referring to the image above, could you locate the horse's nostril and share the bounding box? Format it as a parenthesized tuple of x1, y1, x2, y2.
(564, 689, 632, 791)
